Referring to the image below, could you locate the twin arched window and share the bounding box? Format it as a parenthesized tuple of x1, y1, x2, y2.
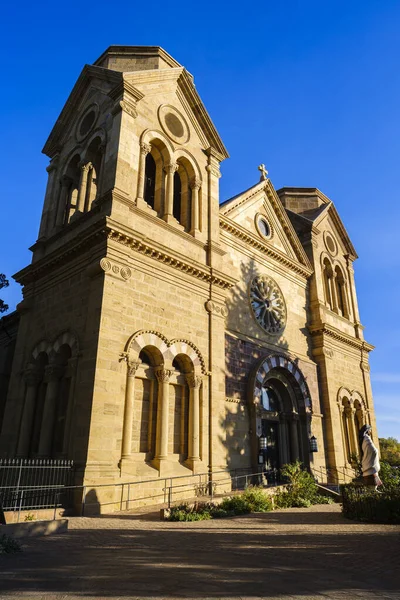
(322, 258, 350, 319)
(55, 136, 104, 229)
(141, 141, 201, 235)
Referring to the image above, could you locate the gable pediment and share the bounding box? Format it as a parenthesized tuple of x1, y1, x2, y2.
(42, 65, 124, 157)
(123, 68, 228, 159)
(220, 179, 312, 273)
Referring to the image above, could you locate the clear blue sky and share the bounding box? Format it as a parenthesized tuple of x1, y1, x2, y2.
(1, 1, 399, 439)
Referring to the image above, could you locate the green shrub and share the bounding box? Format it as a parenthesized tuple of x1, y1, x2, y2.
(0, 534, 23, 554)
(274, 461, 334, 509)
(168, 503, 212, 521)
(242, 486, 273, 512)
(219, 494, 251, 515)
(342, 484, 400, 524)
(380, 462, 400, 490)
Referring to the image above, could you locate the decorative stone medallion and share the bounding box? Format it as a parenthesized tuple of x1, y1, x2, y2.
(324, 231, 338, 257)
(76, 104, 99, 142)
(158, 104, 190, 144)
(249, 275, 286, 335)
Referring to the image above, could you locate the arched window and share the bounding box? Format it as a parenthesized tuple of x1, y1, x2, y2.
(28, 352, 48, 457)
(173, 171, 182, 223)
(144, 153, 156, 210)
(341, 399, 352, 462)
(322, 258, 333, 310)
(57, 154, 80, 227)
(52, 344, 72, 456)
(171, 356, 190, 459)
(133, 347, 161, 457)
(84, 137, 103, 211)
(335, 266, 349, 318)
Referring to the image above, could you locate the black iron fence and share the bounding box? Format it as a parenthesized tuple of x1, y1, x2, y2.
(0, 458, 74, 511)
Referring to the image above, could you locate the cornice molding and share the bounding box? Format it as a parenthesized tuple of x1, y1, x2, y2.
(220, 215, 312, 279)
(16, 216, 236, 291)
(309, 323, 374, 352)
(107, 223, 236, 289)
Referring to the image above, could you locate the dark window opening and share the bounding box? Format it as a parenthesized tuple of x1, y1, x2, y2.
(173, 171, 182, 222)
(144, 153, 156, 209)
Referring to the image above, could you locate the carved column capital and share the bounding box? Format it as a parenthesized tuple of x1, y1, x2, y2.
(164, 162, 179, 175)
(140, 142, 152, 156)
(185, 373, 203, 389)
(189, 177, 202, 191)
(79, 161, 93, 172)
(127, 360, 141, 377)
(155, 368, 173, 383)
(24, 366, 42, 386)
(44, 364, 64, 383)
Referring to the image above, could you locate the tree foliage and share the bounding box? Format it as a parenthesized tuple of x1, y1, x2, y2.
(379, 437, 400, 466)
(0, 273, 9, 314)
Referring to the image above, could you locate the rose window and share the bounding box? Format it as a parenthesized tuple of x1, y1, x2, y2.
(249, 275, 286, 335)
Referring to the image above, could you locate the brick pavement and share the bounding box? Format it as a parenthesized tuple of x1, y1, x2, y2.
(1, 504, 399, 600)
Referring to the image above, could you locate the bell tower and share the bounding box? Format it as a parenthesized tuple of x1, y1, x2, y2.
(0, 47, 234, 494)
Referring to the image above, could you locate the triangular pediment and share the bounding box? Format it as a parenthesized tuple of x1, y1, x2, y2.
(220, 179, 312, 272)
(42, 65, 124, 157)
(123, 68, 228, 159)
(280, 187, 357, 260)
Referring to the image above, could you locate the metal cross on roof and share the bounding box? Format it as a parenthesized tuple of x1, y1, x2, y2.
(258, 164, 268, 181)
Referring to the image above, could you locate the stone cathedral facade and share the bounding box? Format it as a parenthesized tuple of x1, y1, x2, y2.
(0, 46, 378, 507)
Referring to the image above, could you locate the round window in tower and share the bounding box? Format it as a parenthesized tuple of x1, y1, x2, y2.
(76, 104, 99, 141)
(255, 214, 272, 240)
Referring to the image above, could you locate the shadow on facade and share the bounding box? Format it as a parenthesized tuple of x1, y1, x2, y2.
(221, 259, 290, 474)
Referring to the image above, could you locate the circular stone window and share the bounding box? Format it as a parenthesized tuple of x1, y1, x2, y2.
(255, 214, 272, 239)
(76, 104, 98, 142)
(324, 232, 338, 257)
(249, 275, 286, 336)
(158, 104, 190, 144)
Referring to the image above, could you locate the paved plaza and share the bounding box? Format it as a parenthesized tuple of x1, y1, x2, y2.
(1, 504, 399, 600)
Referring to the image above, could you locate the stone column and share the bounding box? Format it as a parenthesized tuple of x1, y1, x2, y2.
(62, 357, 79, 457)
(329, 273, 339, 313)
(154, 368, 172, 461)
(186, 374, 202, 465)
(290, 416, 300, 461)
(55, 175, 71, 228)
(345, 256, 363, 338)
(76, 162, 92, 213)
(163, 162, 178, 223)
(136, 142, 152, 205)
(341, 281, 350, 318)
(17, 367, 42, 457)
(38, 365, 63, 457)
(38, 156, 59, 239)
(189, 177, 201, 235)
(345, 405, 358, 458)
(121, 360, 141, 459)
(338, 403, 348, 463)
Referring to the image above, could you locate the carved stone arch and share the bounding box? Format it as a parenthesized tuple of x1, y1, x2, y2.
(168, 339, 206, 374)
(251, 353, 312, 413)
(173, 148, 202, 180)
(126, 329, 170, 362)
(31, 339, 53, 361)
(61, 147, 85, 176)
(140, 128, 175, 159)
(82, 128, 107, 162)
(337, 386, 352, 404)
(52, 330, 79, 357)
(320, 251, 333, 271)
(332, 260, 347, 281)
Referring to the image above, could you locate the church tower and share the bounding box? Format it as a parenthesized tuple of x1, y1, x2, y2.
(0, 47, 234, 495)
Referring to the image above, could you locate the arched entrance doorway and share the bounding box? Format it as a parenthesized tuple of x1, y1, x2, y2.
(250, 355, 312, 479)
